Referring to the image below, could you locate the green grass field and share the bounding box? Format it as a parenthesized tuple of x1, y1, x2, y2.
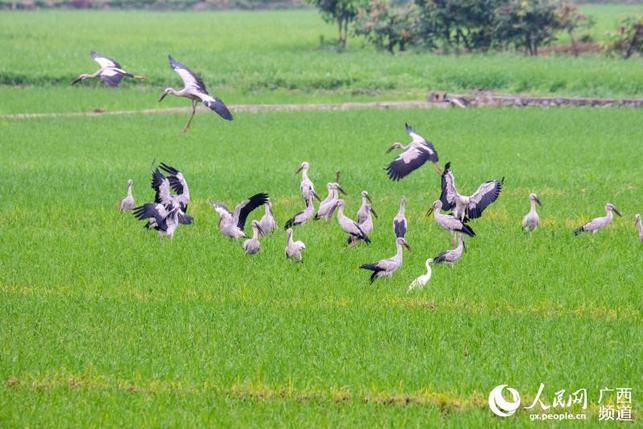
(1, 107, 641, 426)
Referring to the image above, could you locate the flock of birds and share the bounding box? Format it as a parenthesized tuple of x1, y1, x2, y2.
(84, 50, 639, 289)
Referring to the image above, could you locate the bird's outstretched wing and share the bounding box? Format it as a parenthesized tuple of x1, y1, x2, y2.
(405, 123, 426, 144)
(466, 178, 504, 219)
(203, 97, 233, 121)
(151, 168, 174, 206)
(233, 193, 269, 231)
(132, 203, 169, 231)
(439, 162, 458, 211)
(168, 55, 207, 93)
(91, 51, 121, 69)
(159, 163, 186, 195)
(99, 68, 127, 87)
(386, 145, 435, 181)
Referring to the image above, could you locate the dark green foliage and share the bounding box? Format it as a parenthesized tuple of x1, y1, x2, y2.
(606, 14, 643, 59)
(307, 0, 368, 48)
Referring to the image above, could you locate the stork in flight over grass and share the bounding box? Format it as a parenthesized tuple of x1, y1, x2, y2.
(159, 55, 232, 132)
(72, 51, 143, 87)
(385, 123, 440, 181)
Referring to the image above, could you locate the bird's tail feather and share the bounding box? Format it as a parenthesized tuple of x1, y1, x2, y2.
(460, 224, 476, 237)
(573, 227, 584, 236)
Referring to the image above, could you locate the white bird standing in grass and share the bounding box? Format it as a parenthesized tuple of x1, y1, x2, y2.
(385, 123, 440, 181)
(72, 51, 143, 87)
(360, 237, 411, 283)
(574, 202, 622, 236)
(315, 182, 346, 221)
(211, 193, 269, 239)
(159, 55, 232, 132)
(408, 258, 433, 292)
(438, 161, 504, 221)
(427, 200, 476, 238)
(334, 199, 371, 244)
(295, 161, 320, 203)
(434, 235, 465, 267)
(243, 220, 264, 255)
(285, 228, 306, 262)
(258, 200, 277, 236)
(393, 196, 408, 239)
(119, 179, 135, 212)
(285, 194, 315, 229)
(522, 193, 542, 231)
(636, 214, 643, 241)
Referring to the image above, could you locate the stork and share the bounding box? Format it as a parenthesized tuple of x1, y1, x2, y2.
(258, 200, 277, 236)
(427, 200, 476, 238)
(243, 220, 264, 255)
(360, 237, 411, 283)
(438, 161, 504, 221)
(408, 258, 433, 292)
(151, 166, 192, 225)
(434, 235, 466, 266)
(132, 203, 181, 239)
(72, 51, 143, 87)
(119, 179, 135, 212)
(574, 203, 622, 235)
(356, 191, 377, 224)
(285, 228, 306, 262)
(285, 194, 315, 229)
(393, 196, 407, 239)
(159, 55, 232, 132)
(295, 161, 320, 202)
(315, 182, 346, 221)
(211, 193, 269, 239)
(385, 123, 440, 181)
(334, 200, 371, 244)
(635, 214, 642, 241)
(522, 193, 542, 232)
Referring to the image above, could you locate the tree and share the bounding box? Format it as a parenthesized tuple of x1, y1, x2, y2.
(353, 0, 419, 53)
(557, 3, 594, 57)
(308, 0, 367, 49)
(606, 15, 643, 59)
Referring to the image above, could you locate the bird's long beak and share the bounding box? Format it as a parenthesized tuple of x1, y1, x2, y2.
(365, 194, 372, 204)
(614, 208, 622, 217)
(159, 92, 168, 102)
(385, 144, 397, 154)
(295, 165, 303, 174)
(403, 241, 411, 251)
(337, 186, 347, 195)
(71, 77, 82, 85)
(370, 207, 378, 219)
(462, 240, 467, 253)
(426, 207, 434, 217)
(535, 197, 543, 207)
(313, 191, 321, 202)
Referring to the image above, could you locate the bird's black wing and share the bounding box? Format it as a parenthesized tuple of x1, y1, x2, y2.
(466, 178, 504, 219)
(132, 203, 168, 231)
(234, 193, 269, 231)
(393, 219, 407, 238)
(168, 55, 207, 93)
(204, 97, 233, 121)
(439, 162, 457, 211)
(386, 146, 434, 181)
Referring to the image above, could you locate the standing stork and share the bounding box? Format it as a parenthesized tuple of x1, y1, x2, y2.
(573, 203, 622, 236)
(243, 220, 264, 255)
(360, 237, 411, 283)
(385, 123, 440, 181)
(119, 179, 135, 212)
(285, 228, 306, 262)
(356, 191, 377, 224)
(258, 200, 277, 236)
(427, 200, 476, 238)
(211, 193, 269, 239)
(393, 196, 407, 239)
(159, 55, 232, 132)
(522, 193, 542, 232)
(72, 51, 143, 87)
(635, 214, 642, 241)
(295, 162, 320, 202)
(334, 200, 371, 244)
(434, 235, 466, 266)
(438, 161, 504, 221)
(315, 182, 345, 221)
(408, 258, 433, 292)
(285, 194, 315, 229)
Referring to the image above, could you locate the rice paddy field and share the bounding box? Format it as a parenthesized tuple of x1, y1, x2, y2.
(1, 5, 642, 428)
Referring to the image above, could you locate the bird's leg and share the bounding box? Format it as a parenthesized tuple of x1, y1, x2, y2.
(183, 100, 197, 133)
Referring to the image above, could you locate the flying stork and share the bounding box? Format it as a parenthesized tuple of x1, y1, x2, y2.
(211, 193, 269, 239)
(573, 203, 622, 236)
(159, 55, 233, 132)
(72, 51, 143, 87)
(438, 162, 504, 221)
(360, 237, 411, 284)
(151, 165, 192, 225)
(522, 193, 542, 232)
(385, 123, 440, 181)
(132, 203, 181, 239)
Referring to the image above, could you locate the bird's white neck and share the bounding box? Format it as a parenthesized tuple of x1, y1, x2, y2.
(395, 243, 405, 261)
(398, 204, 405, 216)
(127, 183, 133, 197)
(252, 226, 259, 239)
(301, 169, 309, 181)
(425, 261, 432, 274)
(529, 200, 538, 212)
(605, 209, 613, 221)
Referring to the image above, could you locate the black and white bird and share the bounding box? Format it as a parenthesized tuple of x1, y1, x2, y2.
(334, 199, 371, 244)
(434, 235, 466, 266)
(285, 194, 315, 229)
(439, 162, 504, 221)
(285, 228, 306, 262)
(522, 193, 542, 231)
(258, 200, 277, 236)
(393, 196, 407, 239)
(573, 203, 622, 236)
(151, 165, 192, 225)
(408, 258, 433, 292)
(295, 162, 320, 203)
(315, 182, 345, 221)
(211, 193, 269, 239)
(72, 51, 143, 87)
(132, 203, 181, 239)
(159, 55, 232, 132)
(360, 237, 411, 284)
(119, 179, 135, 212)
(427, 200, 476, 238)
(356, 191, 377, 224)
(385, 123, 440, 181)
(243, 220, 264, 255)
